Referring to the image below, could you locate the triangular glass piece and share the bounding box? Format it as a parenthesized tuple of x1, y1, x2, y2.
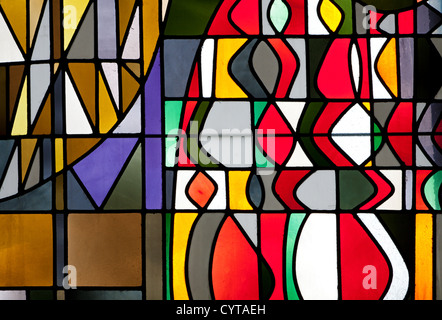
(102, 63, 120, 109)
(286, 142, 314, 167)
(67, 170, 95, 210)
(73, 138, 138, 207)
(0, 148, 19, 199)
(113, 95, 141, 133)
(0, 11, 24, 62)
(67, 4, 95, 59)
(122, 7, 140, 59)
(104, 145, 142, 210)
(65, 73, 93, 134)
(24, 147, 41, 190)
(31, 0, 50, 61)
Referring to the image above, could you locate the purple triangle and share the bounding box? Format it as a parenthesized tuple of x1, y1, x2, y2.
(73, 138, 138, 207)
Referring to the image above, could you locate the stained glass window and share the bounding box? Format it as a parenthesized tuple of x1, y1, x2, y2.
(0, 0, 440, 303)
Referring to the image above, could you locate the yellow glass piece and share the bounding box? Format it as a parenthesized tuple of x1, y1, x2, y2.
(118, 0, 136, 46)
(365, 161, 372, 167)
(11, 76, 27, 136)
(33, 93, 52, 135)
(99, 72, 118, 133)
(173, 213, 198, 300)
(30, 0, 45, 43)
(63, 0, 90, 51)
(21, 139, 38, 182)
(319, 0, 342, 32)
(229, 171, 253, 210)
(362, 102, 371, 111)
(415, 214, 433, 300)
(377, 38, 398, 97)
(216, 38, 248, 98)
(121, 65, 140, 112)
(143, 0, 159, 75)
(55, 138, 64, 173)
(0, 0, 27, 52)
(69, 63, 96, 125)
(0, 214, 53, 286)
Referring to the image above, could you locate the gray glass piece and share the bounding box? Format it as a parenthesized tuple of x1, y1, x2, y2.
(260, 171, 285, 211)
(379, 14, 396, 34)
(164, 39, 200, 97)
(67, 5, 95, 59)
(252, 40, 279, 95)
(234, 213, 258, 246)
(231, 39, 267, 98)
(399, 38, 414, 99)
(296, 170, 336, 210)
(67, 170, 94, 210)
(31, 1, 50, 61)
(187, 213, 224, 300)
(98, 0, 117, 59)
(287, 39, 307, 99)
(375, 143, 401, 167)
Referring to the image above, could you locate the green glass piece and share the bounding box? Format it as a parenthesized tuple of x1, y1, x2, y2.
(165, 213, 172, 300)
(254, 101, 268, 126)
(374, 135, 383, 152)
(339, 170, 375, 210)
(270, 0, 289, 33)
(165, 137, 179, 167)
(424, 171, 442, 210)
(165, 101, 183, 135)
(260, 259, 274, 300)
(188, 101, 218, 167)
(104, 145, 142, 210)
(299, 137, 331, 167)
(164, 0, 221, 35)
(256, 146, 274, 168)
(334, 0, 353, 34)
(299, 102, 323, 134)
(286, 213, 306, 300)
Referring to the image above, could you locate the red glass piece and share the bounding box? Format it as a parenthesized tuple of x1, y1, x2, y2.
(188, 62, 200, 98)
(340, 214, 390, 300)
(317, 38, 355, 99)
(212, 217, 260, 300)
(313, 102, 351, 134)
(261, 214, 287, 300)
(398, 9, 414, 34)
(387, 102, 413, 133)
(388, 135, 413, 166)
(268, 39, 297, 98)
(284, 0, 305, 35)
(314, 136, 353, 166)
(274, 170, 310, 209)
(208, 0, 241, 35)
(230, 0, 260, 35)
(360, 171, 393, 210)
(416, 170, 432, 211)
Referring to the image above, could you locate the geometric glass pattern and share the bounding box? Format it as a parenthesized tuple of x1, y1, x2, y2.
(0, 0, 441, 302)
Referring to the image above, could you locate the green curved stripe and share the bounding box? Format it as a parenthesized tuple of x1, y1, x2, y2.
(424, 171, 442, 210)
(286, 213, 306, 300)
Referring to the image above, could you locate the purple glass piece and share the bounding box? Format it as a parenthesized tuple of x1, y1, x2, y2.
(145, 138, 162, 209)
(145, 49, 162, 135)
(73, 138, 138, 207)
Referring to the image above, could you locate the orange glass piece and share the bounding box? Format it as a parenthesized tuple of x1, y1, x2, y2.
(187, 172, 216, 208)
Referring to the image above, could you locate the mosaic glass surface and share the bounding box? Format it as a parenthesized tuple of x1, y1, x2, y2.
(0, 0, 441, 301)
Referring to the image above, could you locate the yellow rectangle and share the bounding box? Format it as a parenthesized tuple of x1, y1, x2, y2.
(0, 214, 53, 286)
(415, 214, 433, 300)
